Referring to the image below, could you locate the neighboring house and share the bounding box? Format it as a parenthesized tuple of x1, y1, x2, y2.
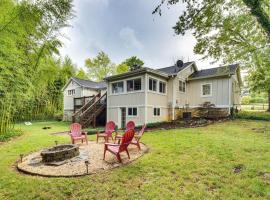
(104, 60, 242, 128)
(62, 77, 107, 121)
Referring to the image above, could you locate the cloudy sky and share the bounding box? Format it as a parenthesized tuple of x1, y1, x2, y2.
(60, 0, 215, 70)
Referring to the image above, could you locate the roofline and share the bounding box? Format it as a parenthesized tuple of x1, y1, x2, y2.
(188, 74, 232, 81)
(104, 67, 169, 81)
(172, 61, 198, 77)
(62, 77, 107, 91)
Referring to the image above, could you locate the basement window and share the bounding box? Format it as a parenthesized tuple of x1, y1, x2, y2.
(128, 107, 137, 116)
(153, 108, 160, 116)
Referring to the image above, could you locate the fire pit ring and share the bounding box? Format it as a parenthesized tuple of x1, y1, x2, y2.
(41, 144, 79, 163)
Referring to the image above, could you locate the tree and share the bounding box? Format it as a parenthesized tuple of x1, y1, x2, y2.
(116, 63, 129, 74)
(153, 0, 270, 110)
(0, 0, 74, 134)
(76, 69, 88, 79)
(85, 51, 116, 81)
(123, 56, 144, 71)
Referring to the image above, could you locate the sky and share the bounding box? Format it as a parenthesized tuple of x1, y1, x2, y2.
(59, 0, 215, 70)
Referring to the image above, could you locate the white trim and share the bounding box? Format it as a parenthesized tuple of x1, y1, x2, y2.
(172, 79, 175, 120)
(228, 77, 232, 114)
(109, 90, 144, 96)
(148, 75, 168, 95)
(201, 83, 212, 97)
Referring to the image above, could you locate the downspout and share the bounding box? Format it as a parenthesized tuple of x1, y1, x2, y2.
(228, 76, 232, 114)
(172, 76, 175, 121)
(144, 74, 148, 125)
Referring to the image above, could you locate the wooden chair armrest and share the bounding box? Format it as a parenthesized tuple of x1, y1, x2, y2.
(104, 143, 119, 146)
(82, 131, 87, 135)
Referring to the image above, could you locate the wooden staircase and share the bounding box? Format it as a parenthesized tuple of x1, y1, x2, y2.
(72, 92, 107, 128)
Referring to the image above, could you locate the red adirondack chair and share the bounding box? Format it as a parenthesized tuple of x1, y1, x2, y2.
(115, 124, 146, 150)
(69, 123, 88, 145)
(131, 124, 146, 150)
(96, 121, 116, 143)
(103, 129, 135, 163)
(114, 121, 135, 141)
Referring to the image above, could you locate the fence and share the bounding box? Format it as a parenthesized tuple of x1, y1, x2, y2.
(238, 104, 269, 111)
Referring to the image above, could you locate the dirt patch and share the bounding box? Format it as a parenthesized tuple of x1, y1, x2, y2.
(251, 127, 270, 133)
(259, 172, 270, 183)
(17, 141, 148, 177)
(233, 164, 244, 173)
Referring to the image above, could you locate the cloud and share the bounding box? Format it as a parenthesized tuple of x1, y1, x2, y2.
(119, 27, 143, 50)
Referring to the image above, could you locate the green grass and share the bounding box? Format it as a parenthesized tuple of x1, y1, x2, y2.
(0, 120, 270, 199)
(236, 110, 270, 121)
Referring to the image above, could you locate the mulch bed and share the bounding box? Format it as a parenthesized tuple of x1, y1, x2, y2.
(145, 118, 229, 132)
(17, 141, 148, 177)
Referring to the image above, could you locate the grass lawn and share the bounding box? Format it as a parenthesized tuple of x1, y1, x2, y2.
(0, 120, 270, 199)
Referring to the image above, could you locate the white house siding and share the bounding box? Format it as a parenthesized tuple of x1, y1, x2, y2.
(106, 75, 146, 128)
(175, 64, 196, 107)
(187, 77, 230, 107)
(231, 75, 241, 106)
(63, 81, 82, 121)
(82, 88, 99, 97)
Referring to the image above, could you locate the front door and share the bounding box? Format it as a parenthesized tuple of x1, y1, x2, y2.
(120, 107, 126, 129)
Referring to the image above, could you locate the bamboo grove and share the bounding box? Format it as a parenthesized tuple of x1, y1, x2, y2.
(0, 0, 75, 134)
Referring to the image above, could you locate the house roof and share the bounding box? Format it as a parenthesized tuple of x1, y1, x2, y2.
(62, 77, 107, 91)
(189, 64, 239, 80)
(157, 62, 194, 75)
(104, 67, 169, 81)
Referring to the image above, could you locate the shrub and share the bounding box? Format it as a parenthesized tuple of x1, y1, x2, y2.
(241, 96, 251, 105)
(235, 111, 270, 121)
(0, 129, 22, 142)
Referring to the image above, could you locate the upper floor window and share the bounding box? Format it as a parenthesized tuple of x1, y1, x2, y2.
(112, 81, 124, 94)
(128, 107, 137, 116)
(67, 89, 75, 96)
(159, 81, 166, 93)
(179, 80, 186, 93)
(149, 78, 157, 91)
(127, 78, 141, 92)
(201, 83, 212, 97)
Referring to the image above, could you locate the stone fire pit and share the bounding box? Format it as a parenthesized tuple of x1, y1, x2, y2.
(41, 144, 79, 163)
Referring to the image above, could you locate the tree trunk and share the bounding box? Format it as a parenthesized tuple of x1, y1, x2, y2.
(268, 90, 270, 112)
(243, 0, 270, 39)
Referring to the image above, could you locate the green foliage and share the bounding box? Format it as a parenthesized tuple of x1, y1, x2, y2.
(116, 63, 129, 74)
(85, 51, 116, 81)
(235, 110, 270, 121)
(0, 0, 74, 134)
(75, 68, 88, 79)
(123, 56, 144, 71)
(0, 129, 22, 142)
(241, 96, 251, 105)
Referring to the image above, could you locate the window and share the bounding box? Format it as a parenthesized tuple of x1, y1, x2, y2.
(179, 81, 186, 93)
(149, 78, 157, 91)
(201, 83, 212, 96)
(127, 78, 141, 92)
(159, 81, 166, 93)
(128, 107, 137, 116)
(154, 108, 160, 116)
(67, 89, 75, 96)
(112, 81, 124, 94)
